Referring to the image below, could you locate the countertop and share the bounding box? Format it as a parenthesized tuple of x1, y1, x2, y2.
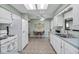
(0, 35, 17, 45)
(55, 34, 79, 49)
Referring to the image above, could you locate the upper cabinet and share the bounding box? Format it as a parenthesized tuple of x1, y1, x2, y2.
(72, 5, 79, 30)
(73, 4, 79, 26)
(64, 10, 73, 19)
(53, 14, 64, 27)
(0, 7, 12, 24)
(12, 13, 21, 20)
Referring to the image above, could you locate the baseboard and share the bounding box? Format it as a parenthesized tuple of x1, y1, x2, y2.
(23, 43, 29, 50)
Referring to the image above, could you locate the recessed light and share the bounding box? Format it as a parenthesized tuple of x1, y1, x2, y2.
(37, 4, 48, 9)
(24, 4, 36, 10)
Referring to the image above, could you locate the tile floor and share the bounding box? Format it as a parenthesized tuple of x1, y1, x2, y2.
(23, 38, 56, 54)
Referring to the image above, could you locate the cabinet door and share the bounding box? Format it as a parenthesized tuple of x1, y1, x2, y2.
(55, 36, 62, 53)
(73, 5, 79, 26)
(61, 40, 65, 54)
(9, 14, 22, 51)
(57, 15, 64, 26)
(1, 44, 8, 53)
(52, 35, 62, 53)
(64, 42, 79, 54)
(53, 15, 64, 26)
(53, 16, 58, 26)
(0, 7, 12, 23)
(52, 35, 56, 50)
(50, 33, 53, 44)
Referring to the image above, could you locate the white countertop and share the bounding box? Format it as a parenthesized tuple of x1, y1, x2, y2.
(63, 38, 79, 49)
(0, 35, 17, 45)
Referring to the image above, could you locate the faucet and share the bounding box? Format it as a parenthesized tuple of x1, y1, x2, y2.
(66, 30, 70, 38)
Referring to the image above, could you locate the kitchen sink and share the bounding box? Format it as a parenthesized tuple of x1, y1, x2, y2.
(56, 34, 75, 38)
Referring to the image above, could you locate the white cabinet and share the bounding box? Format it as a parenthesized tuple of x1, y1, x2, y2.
(53, 15, 64, 27)
(0, 7, 12, 24)
(73, 5, 79, 26)
(51, 35, 62, 53)
(72, 5, 79, 30)
(62, 5, 79, 30)
(0, 36, 18, 54)
(55, 36, 62, 54)
(53, 35, 62, 54)
(61, 40, 65, 54)
(9, 14, 22, 51)
(64, 10, 73, 19)
(50, 34, 79, 54)
(50, 33, 53, 45)
(53, 16, 58, 26)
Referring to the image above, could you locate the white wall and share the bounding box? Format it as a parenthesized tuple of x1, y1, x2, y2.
(29, 19, 51, 38)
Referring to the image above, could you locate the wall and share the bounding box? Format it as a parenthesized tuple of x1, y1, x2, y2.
(29, 19, 51, 38)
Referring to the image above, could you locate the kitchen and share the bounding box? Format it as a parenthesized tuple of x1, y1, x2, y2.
(0, 4, 79, 54)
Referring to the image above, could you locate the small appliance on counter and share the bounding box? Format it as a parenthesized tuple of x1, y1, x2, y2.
(54, 26, 63, 34)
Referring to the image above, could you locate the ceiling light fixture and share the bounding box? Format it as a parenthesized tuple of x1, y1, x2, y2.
(24, 4, 36, 10)
(37, 4, 48, 9)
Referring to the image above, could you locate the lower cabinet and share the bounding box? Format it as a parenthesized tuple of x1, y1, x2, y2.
(50, 33, 53, 45)
(61, 40, 65, 54)
(51, 35, 62, 54)
(0, 36, 18, 54)
(50, 35, 79, 54)
(54, 35, 62, 54)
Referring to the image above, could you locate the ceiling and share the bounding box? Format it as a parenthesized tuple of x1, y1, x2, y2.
(11, 4, 63, 20)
